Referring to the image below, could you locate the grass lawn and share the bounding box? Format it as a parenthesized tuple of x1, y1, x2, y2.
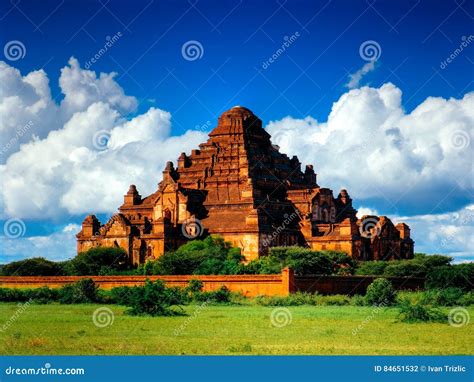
(0, 303, 472, 355)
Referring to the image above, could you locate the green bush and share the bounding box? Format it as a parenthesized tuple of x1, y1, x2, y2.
(421, 288, 465, 306)
(355, 254, 453, 278)
(365, 278, 397, 306)
(243, 256, 283, 275)
(191, 286, 233, 304)
(254, 292, 316, 306)
(0, 257, 64, 276)
(458, 291, 474, 306)
(125, 279, 185, 316)
(27, 287, 59, 303)
(272, 247, 333, 275)
(253, 292, 354, 306)
(147, 236, 245, 275)
(244, 247, 342, 276)
(324, 251, 356, 275)
(350, 294, 366, 306)
(316, 294, 351, 306)
(59, 279, 98, 304)
(426, 264, 474, 291)
(355, 261, 388, 275)
(383, 254, 454, 278)
(186, 279, 204, 293)
(63, 247, 130, 276)
(413, 253, 452, 269)
(0, 287, 60, 303)
(0, 288, 28, 302)
(109, 286, 139, 306)
(397, 298, 447, 323)
(384, 262, 427, 277)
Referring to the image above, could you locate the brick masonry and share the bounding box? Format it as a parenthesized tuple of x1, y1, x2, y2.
(0, 268, 424, 297)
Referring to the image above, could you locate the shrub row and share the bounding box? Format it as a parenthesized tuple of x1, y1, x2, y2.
(0, 239, 355, 277)
(0, 278, 235, 314)
(0, 247, 131, 277)
(355, 254, 473, 292)
(254, 278, 396, 307)
(0, 279, 99, 304)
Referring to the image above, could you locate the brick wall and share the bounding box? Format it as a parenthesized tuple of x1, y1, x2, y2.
(0, 268, 293, 297)
(0, 269, 424, 297)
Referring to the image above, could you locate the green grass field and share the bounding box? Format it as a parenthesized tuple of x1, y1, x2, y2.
(1, 303, 472, 355)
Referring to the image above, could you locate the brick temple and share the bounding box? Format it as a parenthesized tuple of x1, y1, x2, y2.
(77, 106, 414, 264)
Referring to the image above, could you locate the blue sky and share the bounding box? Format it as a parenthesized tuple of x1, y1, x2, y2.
(0, 0, 473, 262)
(3, 0, 472, 125)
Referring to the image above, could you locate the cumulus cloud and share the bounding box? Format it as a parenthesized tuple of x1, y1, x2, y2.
(0, 57, 140, 162)
(0, 223, 80, 262)
(0, 59, 207, 220)
(1, 59, 473, 262)
(393, 204, 474, 263)
(266, 83, 474, 215)
(59, 57, 137, 116)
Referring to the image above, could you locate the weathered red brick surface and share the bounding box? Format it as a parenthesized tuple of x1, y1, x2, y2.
(0, 269, 424, 296)
(77, 106, 414, 263)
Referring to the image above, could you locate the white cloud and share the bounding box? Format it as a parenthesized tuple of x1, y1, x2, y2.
(356, 207, 379, 219)
(346, 61, 376, 89)
(59, 57, 137, 116)
(393, 204, 474, 263)
(0, 57, 139, 162)
(0, 223, 81, 263)
(0, 59, 207, 219)
(1, 59, 473, 263)
(266, 83, 474, 214)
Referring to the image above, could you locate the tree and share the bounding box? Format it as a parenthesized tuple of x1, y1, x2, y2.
(0, 257, 63, 276)
(63, 246, 130, 275)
